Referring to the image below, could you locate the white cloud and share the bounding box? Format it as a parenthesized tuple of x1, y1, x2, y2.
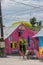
(2, 0, 43, 8)
(1, 0, 16, 8)
(13, 0, 43, 6)
(1, 0, 43, 26)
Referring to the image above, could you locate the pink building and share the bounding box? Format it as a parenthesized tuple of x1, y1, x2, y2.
(3, 24, 38, 54)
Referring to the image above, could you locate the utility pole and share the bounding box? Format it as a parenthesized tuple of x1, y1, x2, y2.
(0, 0, 5, 57)
(0, 0, 4, 39)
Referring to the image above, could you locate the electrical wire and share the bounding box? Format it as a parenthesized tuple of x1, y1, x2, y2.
(13, 0, 43, 8)
(2, 0, 43, 14)
(2, 0, 43, 19)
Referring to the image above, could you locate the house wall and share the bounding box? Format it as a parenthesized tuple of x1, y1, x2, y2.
(38, 37, 43, 55)
(4, 24, 38, 54)
(38, 37, 43, 47)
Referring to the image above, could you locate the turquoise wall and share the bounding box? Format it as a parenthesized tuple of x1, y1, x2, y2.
(38, 37, 43, 47)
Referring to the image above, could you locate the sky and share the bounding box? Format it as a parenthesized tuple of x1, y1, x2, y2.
(1, 0, 43, 26)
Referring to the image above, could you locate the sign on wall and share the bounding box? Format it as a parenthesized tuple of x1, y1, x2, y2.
(0, 41, 5, 48)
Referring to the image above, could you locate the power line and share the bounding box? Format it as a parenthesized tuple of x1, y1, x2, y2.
(2, 0, 43, 14)
(2, 9, 43, 19)
(14, 0, 43, 8)
(2, 0, 43, 19)
(2, 7, 43, 18)
(2, 8, 43, 14)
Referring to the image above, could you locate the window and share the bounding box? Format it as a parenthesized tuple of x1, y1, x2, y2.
(10, 42, 17, 48)
(18, 29, 23, 37)
(14, 43, 17, 48)
(8, 36, 12, 41)
(10, 43, 13, 48)
(18, 31, 21, 36)
(18, 26, 24, 37)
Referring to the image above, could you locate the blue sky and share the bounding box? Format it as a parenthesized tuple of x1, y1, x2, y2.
(1, 0, 43, 26)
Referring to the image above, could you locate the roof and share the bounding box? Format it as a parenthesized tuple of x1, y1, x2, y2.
(0, 24, 20, 39)
(33, 28, 43, 37)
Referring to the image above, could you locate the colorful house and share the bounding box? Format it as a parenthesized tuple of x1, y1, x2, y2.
(33, 28, 43, 56)
(0, 24, 38, 54)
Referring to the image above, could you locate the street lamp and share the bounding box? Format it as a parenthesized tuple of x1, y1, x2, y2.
(0, 0, 5, 57)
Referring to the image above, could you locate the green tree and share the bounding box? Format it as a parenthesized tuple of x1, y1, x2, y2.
(38, 21, 42, 26)
(30, 17, 36, 27)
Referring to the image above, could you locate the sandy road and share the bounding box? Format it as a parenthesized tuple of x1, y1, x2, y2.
(0, 56, 43, 65)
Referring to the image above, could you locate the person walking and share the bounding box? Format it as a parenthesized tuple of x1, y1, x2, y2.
(19, 37, 26, 59)
(22, 38, 26, 59)
(19, 38, 23, 56)
(23, 44, 26, 59)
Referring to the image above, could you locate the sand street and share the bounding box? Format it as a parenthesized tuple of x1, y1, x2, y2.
(0, 56, 43, 65)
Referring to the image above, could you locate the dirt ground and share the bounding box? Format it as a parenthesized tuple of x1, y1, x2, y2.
(0, 56, 43, 65)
